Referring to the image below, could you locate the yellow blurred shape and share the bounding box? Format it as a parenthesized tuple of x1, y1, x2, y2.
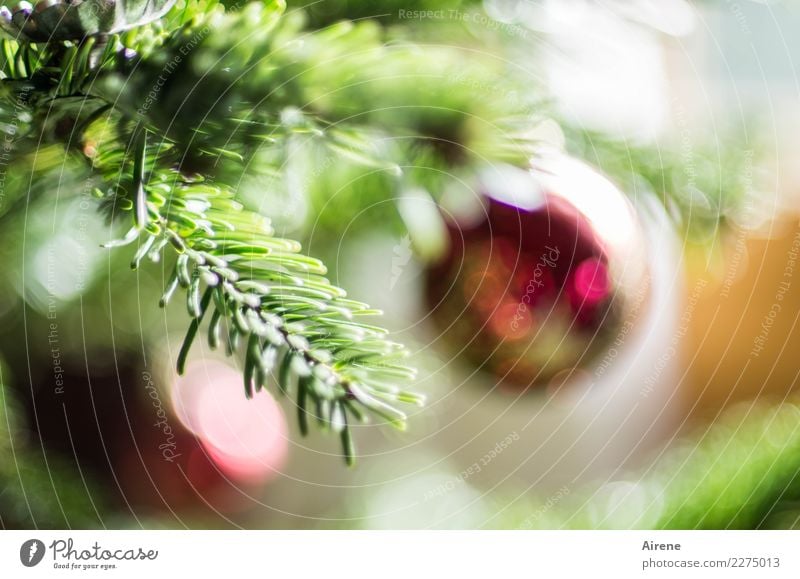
(683, 218, 800, 416)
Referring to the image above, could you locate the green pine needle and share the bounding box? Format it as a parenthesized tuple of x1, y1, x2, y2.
(86, 116, 422, 463)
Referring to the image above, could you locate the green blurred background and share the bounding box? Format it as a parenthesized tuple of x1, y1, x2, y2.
(2, 0, 800, 529)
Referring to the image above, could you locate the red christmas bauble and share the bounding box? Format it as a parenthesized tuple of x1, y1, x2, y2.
(426, 153, 650, 388)
(116, 361, 288, 516)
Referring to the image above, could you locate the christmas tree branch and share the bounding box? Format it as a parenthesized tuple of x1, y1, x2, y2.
(92, 0, 540, 176)
(0, 2, 432, 463)
(87, 117, 422, 464)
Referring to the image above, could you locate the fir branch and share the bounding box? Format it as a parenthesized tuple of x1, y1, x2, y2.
(88, 120, 423, 464)
(93, 0, 541, 168)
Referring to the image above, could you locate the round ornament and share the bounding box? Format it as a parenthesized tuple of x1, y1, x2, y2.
(426, 153, 650, 388)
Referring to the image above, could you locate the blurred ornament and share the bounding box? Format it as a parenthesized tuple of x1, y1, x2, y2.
(117, 361, 288, 516)
(426, 153, 650, 388)
(171, 361, 289, 484)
